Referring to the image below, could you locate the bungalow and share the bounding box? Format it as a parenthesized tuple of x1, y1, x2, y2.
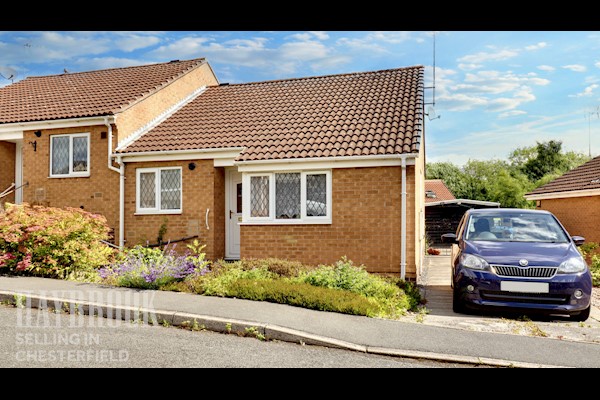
(0, 58, 426, 279)
(524, 155, 600, 244)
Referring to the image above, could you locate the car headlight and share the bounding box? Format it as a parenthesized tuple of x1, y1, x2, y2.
(558, 257, 587, 273)
(460, 253, 489, 270)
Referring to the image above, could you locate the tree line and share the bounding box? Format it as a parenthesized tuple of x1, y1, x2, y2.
(426, 140, 590, 208)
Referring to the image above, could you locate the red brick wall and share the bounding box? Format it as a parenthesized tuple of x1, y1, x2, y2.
(123, 160, 225, 260)
(21, 127, 120, 237)
(538, 196, 600, 244)
(0, 141, 16, 206)
(240, 166, 416, 277)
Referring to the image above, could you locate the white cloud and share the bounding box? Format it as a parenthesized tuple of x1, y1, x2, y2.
(537, 65, 555, 71)
(115, 34, 161, 52)
(569, 83, 599, 97)
(280, 40, 328, 60)
(525, 42, 547, 51)
(149, 35, 347, 76)
(308, 31, 329, 40)
(434, 68, 546, 114)
(458, 49, 519, 64)
(436, 93, 488, 111)
(458, 63, 482, 71)
(499, 110, 527, 118)
(562, 64, 587, 72)
(595, 61, 600, 69)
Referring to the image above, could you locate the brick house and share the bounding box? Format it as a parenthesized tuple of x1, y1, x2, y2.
(525, 155, 600, 244)
(0, 59, 425, 279)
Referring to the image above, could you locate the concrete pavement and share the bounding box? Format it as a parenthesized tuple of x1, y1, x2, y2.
(0, 273, 599, 368)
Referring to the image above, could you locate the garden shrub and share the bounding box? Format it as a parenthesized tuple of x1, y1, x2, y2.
(590, 255, 600, 287)
(0, 203, 112, 278)
(211, 258, 310, 277)
(226, 279, 380, 316)
(197, 263, 275, 296)
(99, 241, 209, 290)
(296, 257, 412, 317)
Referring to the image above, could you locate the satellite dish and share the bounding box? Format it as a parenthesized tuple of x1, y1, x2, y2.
(0, 66, 17, 83)
(426, 105, 441, 121)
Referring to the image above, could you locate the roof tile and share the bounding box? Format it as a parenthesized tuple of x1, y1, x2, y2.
(526, 155, 600, 195)
(425, 180, 456, 203)
(0, 59, 205, 123)
(121, 65, 424, 161)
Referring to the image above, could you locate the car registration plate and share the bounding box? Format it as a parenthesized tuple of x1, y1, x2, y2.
(500, 281, 549, 293)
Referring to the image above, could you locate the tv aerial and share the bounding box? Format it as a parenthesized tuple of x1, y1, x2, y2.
(424, 32, 441, 121)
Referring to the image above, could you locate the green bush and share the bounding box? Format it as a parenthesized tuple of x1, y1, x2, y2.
(295, 257, 411, 317)
(579, 242, 599, 261)
(0, 203, 112, 278)
(590, 255, 600, 287)
(211, 258, 310, 277)
(197, 264, 275, 296)
(226, 279, 380, 316)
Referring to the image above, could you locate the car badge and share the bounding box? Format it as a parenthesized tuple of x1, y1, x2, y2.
(519, 259, 528, 267)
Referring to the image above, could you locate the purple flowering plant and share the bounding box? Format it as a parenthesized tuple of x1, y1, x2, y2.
(99, 240, 210, 289)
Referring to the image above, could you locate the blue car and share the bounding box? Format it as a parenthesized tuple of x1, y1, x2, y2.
(442, 208, 592, 321)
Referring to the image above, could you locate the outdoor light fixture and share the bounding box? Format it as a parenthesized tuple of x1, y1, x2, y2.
(34, 130, 42, 137)
(188, 162, 196, 170)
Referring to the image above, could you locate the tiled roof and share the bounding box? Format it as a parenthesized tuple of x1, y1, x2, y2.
(0, 59, 206, 124)
(425, 179, 455, 203)
(122, 66, 424, 161)
(526, 155, 600, 195)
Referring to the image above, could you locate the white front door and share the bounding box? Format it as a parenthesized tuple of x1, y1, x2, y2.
(226, 169, 243, 259)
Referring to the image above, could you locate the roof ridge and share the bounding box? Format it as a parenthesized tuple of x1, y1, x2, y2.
(217, 65, 424, 87)
(22, 58, 206, 80)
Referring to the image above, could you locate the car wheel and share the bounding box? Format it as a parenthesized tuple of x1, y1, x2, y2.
(571, 305, 591, 322)
(452, 286, 467, 314)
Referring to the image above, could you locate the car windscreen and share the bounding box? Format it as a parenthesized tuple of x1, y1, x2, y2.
(464, 213, 570, 243)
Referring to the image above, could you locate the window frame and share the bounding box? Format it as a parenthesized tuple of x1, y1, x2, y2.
(49, 132, 91, 178)
(242, 170, 332, 224)
(135, 167, 183, 215)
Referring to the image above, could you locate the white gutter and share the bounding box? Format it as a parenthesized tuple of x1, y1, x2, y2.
(105, 116, 120, 174)
(524, 188, 600, 201)
(401, 157, 407, 280)
(235, 153, 419, 165)
(0, 116, 113, 134)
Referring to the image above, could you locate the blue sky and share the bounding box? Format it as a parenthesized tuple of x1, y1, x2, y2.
(1, 31, 599, 165)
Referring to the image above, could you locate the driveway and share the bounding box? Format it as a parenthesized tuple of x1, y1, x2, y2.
(408, 255, 600, 344)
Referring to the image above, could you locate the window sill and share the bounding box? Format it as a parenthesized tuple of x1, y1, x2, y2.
(48, 174, 90, 179)
(240, 219, 332, 225)
(134, 211, 182, 216)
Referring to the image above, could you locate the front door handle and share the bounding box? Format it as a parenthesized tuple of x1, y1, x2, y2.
(230, 210, 234, 219)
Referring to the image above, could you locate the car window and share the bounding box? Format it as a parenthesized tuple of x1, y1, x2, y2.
(464, 213, 569, 243)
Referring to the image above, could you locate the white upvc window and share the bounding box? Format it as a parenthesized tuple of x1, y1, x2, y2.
(49, 133, 90, 178)
(243, 170, 332, 224)
(136, 167, 182, 214)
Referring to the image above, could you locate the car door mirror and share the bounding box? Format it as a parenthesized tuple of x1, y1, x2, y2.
(441, 233, 458, 244)
(571, 236, 585, 247)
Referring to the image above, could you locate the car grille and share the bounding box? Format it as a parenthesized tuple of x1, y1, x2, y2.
(492, 265, 557, 279)
(480, 291, 569, 305)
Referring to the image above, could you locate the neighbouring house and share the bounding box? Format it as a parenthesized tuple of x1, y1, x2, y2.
(524, 155, 600, 244)
(0, 59, 426, 279)
(425, 179, 499, 245)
